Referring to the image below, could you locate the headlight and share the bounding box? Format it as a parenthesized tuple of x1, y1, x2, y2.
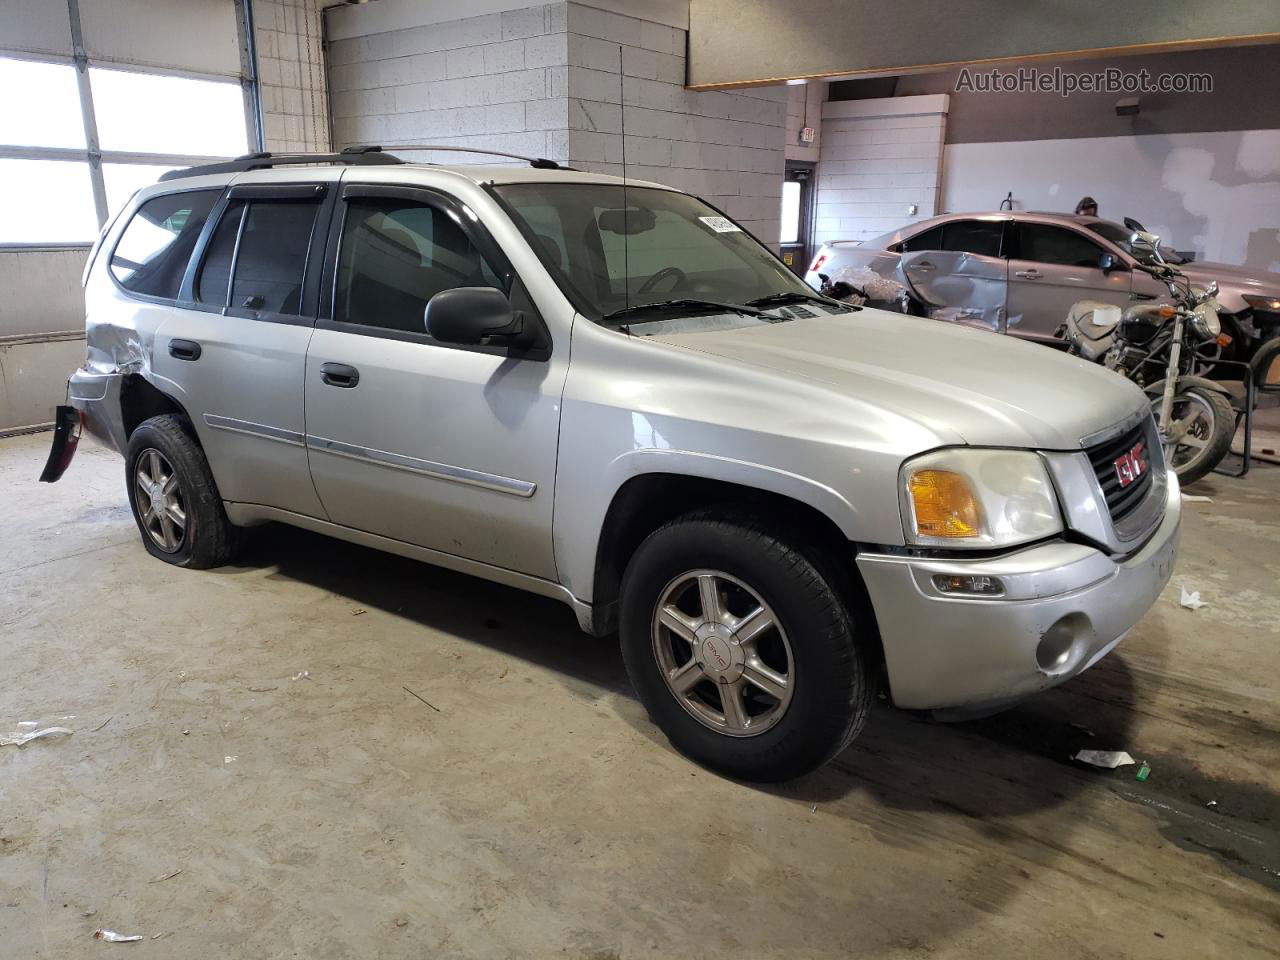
(900, 449, 1063, 548)
(1243, 293, 1280, 314)
(1189, 301, 1221, 340)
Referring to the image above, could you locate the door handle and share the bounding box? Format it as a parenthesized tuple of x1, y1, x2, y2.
(168, 339, 202, 361)
(1014, 269, 1042, 279)
(320, 362, 360, 388)
(912, 260, 935, 271)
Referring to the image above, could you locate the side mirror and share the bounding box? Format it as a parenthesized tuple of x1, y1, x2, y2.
(1130, 230, 1162, 260)
(1098, 252, 1118, 273)
(424, 287, 526, 346)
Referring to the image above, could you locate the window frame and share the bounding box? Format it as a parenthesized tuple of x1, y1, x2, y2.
(317, 182, 551, 361)
(185, 182, 334, 327)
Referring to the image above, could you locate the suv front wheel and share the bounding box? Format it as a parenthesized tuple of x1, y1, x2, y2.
(125, 415, 238, 569)
(619, 510, 873, 782)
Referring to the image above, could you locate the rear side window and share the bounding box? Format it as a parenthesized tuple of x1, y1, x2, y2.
(110, 189, 220, 299)
(941, 219, 1003, 257)
(333, 197, 501, 334)
(1018, 223, 1105, 267)
(901, 225, 943, 252)
(197, 196, 322, 315)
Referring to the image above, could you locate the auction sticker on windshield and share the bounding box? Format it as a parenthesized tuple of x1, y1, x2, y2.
(698, 216, 741, 233)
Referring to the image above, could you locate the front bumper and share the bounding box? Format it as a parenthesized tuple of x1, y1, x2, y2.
(857, 476, 1180, 711)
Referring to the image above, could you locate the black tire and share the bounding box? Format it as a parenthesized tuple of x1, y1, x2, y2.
(125, 414, 238, 569)
(619, 510, 874, 782)
(1249, 336, 1280, 392)
(1157, 385, 1234, 486)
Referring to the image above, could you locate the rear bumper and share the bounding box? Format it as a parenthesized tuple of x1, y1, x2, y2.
(67, 368, 127, 455)
(857, 477, 1180, 711)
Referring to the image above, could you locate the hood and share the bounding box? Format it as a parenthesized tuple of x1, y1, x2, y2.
(646, 308, 1147, 451)
(1178, 260, 1280, 302)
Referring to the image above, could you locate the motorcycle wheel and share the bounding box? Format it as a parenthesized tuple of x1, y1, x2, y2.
(1153, 385, 1235, 486)
(1249, 336, 1280, 392)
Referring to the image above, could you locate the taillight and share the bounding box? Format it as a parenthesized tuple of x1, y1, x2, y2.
(809, 252, 829, 274)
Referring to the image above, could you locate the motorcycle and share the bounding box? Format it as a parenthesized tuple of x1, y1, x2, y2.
(1059, 231, 1235, 485)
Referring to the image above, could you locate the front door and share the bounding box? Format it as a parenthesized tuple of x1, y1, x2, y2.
(1005, 221, 1133, 343)
(150, 178, 335, 518)
(303, 182, 566, 580)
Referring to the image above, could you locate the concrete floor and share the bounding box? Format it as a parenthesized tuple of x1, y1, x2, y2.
(2, 430, 1278, 959)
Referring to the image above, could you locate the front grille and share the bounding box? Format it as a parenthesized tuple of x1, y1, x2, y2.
(1086, 417, 1156, 524)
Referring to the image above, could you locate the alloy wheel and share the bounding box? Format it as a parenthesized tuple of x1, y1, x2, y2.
(134, 448, 187, 553)
(1158, 392, 1215, 472)
(651, 569, 794, 737)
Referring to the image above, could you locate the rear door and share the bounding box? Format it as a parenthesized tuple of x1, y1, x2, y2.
(302, 180, 565, 580)
(899, 218, 1009, 333)
(150, 178, 335, 517)
(1005, 221, 1132, 342)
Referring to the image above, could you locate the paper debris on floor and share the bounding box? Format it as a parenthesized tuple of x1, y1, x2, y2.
(1074, 749, 1136, 769)
(1, 726, 73, 747)
(1182, 494, 1214, 502)
(1179, 587, 1207, 610)
(94, 929, 143, 942)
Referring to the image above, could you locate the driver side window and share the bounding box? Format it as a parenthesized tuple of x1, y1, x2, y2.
(333, 197, 501, 334)
(1018, 224, 1107, 268)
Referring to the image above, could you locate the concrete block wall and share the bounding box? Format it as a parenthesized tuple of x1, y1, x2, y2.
(327, 3, 572, 166)
(563, 3, 786, 245)
(324, 1, 786, 244)
(814, 94, 948, 245)
(784, 81, 823, 164)
(254, 0, 331, 152)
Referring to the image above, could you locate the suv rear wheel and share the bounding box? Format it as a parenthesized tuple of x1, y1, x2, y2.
(619, 510, 873, 782)
(125, 415, 238, 569)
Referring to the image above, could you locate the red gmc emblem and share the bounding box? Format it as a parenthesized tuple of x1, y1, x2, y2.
(1113, 441, 1148, 488)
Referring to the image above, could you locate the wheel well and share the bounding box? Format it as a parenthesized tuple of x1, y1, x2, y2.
(592, 473, 884, 669)
(120, 375, 189, 439)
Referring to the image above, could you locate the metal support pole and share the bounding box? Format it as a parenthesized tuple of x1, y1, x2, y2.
(67, 0, 108, 225)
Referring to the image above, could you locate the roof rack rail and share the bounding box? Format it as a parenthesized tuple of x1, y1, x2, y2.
(377, 143, 565, 169)
(158, 143, 568, 183)
(158, 145, 403, 182)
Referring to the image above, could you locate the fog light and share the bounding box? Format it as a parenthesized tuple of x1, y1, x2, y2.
(932, 574, 1004, 597)
(1036, 612, 1091, 673)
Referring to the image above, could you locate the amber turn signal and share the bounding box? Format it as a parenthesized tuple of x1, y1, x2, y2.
(907, 469, 981, 538)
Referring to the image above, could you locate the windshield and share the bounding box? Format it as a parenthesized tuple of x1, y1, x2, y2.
(1085, 219, 1186, 265)
(491, 183, 815, 321)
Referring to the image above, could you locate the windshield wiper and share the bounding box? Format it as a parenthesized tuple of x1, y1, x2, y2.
(746, 291, 848, 309)
(600, 298, 788, 326)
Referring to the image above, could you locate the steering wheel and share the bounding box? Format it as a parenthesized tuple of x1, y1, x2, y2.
(637, 265, 688, 297)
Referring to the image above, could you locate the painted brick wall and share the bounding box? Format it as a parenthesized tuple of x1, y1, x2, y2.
(784, 81, 823, 164)
(324, 2, 786, 244)
(814, 95, 949, 245)
(254, 0, 331, 152)
(563, 3, 786, 245)
(327, 3, 571, 166)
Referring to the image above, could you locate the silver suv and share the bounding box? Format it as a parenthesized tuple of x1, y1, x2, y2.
(45, 147, 1180, 782)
